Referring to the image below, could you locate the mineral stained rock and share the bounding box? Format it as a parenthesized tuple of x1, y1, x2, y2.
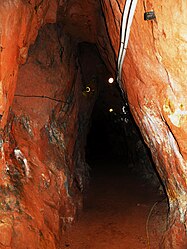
(0, 0, 187, 248)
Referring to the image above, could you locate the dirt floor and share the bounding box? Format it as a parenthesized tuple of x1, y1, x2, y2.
(61, 159, 168, 249)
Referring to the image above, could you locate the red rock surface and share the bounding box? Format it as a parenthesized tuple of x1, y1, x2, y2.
(0, 0, 187, 248)
(0, 1, 94, 248)
(101, 0, 187, 248)
(0, 0, 111, 246)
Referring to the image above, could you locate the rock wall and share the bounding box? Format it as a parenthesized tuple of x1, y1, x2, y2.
(0, 23, 83, 249)
(0, 0, 57, 128)
(0, 0, 187, 248)
(0, 1, 100, 247)
(101, 0, 187, 248)
(0, 0, 113, 247)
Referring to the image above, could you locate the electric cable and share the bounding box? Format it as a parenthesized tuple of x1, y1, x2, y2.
(117, 0, 138, 96)
(146, 197, 167, 249)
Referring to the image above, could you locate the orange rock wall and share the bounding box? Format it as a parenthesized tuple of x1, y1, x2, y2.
(0, 25, 81, 249)
(0, 0, 187, 248)
(101, 0, 187, 248)
(0, 0, 57, 127)
(0, 1, 98, 248)
(0, 1, 111, 247)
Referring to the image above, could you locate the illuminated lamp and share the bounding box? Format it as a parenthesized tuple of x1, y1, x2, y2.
(108, 77, 114, 84)
(86, 86, 91, 93)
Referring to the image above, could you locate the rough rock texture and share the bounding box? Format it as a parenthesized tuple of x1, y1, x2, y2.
(101, 0, 187, 248)
(56, 0, 116, 74)
(0, 0, 113, 246)
(0, 24, 79, 249)
(0, 0, 187, 248)
(0, 0, 57, 128)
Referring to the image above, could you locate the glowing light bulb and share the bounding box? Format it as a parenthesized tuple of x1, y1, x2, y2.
(109, 108, 113, 112)
(108, 77, 114, 84)
(86, 86, 91, 93)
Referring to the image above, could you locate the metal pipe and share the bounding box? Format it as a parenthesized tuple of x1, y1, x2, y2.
(117, 0, 138, 95)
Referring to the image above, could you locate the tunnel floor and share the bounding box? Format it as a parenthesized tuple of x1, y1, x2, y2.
(61, 159, 168, 249)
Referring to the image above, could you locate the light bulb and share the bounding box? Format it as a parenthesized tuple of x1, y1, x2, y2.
(108, 77, 114, 84)
(86, 86, 91, 93)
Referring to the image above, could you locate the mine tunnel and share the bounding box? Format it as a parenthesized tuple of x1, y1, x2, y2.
(0, 1, 187, 249)
(73, 41, 167, 249)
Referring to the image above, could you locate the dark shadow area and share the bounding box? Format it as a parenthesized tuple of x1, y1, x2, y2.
(86, 88, 128, 163)
(62, 76, 168, 249)
(84, 73, 163, 190)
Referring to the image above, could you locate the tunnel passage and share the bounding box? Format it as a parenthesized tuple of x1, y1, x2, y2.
(85, 82, 128, 162)
(7, 19, 166, 248)
(5, 19, 166, 249)
(85, 76, 163, 189)
(62, 72, 168, 249)
(1, 0, 187, 248)
(77, 40, 162, 187)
